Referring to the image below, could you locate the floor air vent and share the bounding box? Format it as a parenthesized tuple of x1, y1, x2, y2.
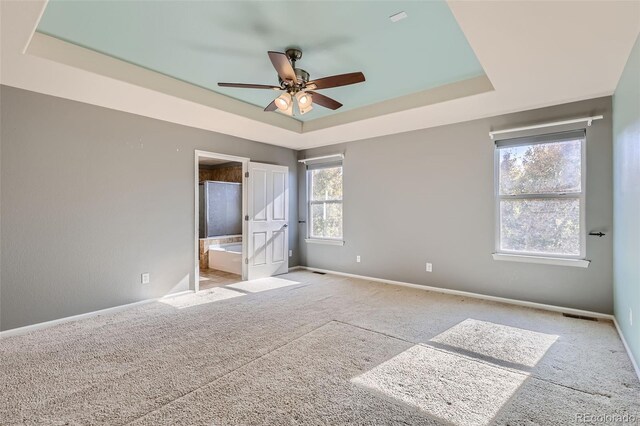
(313, 271, 326, 275)
(562, 313, 598, 321)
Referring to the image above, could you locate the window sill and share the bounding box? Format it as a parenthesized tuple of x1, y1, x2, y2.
(492, 253, 590, 268)
(305, 238, 345, 246)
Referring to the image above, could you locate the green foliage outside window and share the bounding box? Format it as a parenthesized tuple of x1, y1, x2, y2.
(498, 139, 582, 256)
(309, 166, 343, 239)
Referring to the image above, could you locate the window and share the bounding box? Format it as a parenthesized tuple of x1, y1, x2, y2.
(495, 130, 585, 259)
(307, 162, 343, 242)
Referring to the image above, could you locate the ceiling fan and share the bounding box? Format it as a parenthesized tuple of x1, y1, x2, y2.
(218, 48, 365, 116)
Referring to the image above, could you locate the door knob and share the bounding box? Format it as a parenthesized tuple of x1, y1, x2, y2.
(283, 224, 288, 228)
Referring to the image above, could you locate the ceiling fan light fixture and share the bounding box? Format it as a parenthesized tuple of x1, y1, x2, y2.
(299, 103, 313, 115)
(296, 91, 311, 105)
(296, 91, 314, 115)
(275, 92, 292, 110)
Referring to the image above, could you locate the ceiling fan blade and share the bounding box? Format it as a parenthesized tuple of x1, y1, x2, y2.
(307, 91, 343, 110)
(264, 99, 278, 112)
(218, 82, 281, 90)
(307, 72, 365, 90)
(268, 51, 297, 83)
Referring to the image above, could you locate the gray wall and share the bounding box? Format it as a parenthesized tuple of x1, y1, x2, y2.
(298, 97, 613, 313)
(613, 34, 640, 366)
(0, 85, 299, 331)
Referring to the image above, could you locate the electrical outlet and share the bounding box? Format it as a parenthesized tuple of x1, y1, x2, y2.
(426, 263, 433, 272)
(630, 308, 633, 326)
(356, 255, 361, 263)
(141, 273, 150, 284)
(289, 250, 293, 258)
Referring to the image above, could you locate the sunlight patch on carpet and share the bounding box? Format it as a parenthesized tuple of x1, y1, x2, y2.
(352, 344, 527, 426)
(430, 319, 558, 367)
(159, 287, 244, 309)
(227, 277, 300, 293)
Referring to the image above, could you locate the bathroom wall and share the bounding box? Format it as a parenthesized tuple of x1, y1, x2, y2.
(199, 163, 243, 183)
(199, 162, 244, 267)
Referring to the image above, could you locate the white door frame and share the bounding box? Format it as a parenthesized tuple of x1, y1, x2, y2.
(194, 150, 249, 292)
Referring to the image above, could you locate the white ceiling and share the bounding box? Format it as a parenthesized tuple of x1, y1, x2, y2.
(2, 0, 639, 151)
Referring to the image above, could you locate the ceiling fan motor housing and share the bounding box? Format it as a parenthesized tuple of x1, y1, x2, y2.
(277, 48, 309, 91)
(279, 68, 309, 90)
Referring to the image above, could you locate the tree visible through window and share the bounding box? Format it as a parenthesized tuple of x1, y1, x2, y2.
(496, 131, 585, 257)
(308, 165, 343, 239)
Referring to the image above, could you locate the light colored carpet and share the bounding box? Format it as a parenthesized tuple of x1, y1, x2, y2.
(1, 271, 638, 425)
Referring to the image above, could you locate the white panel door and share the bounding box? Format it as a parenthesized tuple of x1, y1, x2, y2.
(247, 162, 289, 280)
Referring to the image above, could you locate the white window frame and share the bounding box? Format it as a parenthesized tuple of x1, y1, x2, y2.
(305, 163, 344, 246)
(493, 131, 587, 264)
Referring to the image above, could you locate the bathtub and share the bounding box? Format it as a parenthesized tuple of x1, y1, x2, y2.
(208, 243, 242, 275)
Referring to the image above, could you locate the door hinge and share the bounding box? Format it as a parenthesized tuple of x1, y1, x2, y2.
(245, 215, 249, 221)
(245, 258, 248, 264)
(245, 172, 249, 178)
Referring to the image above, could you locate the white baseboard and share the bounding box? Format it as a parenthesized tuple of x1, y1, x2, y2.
(300, 266, 614, 320)
(613, 318, 640, 381)
(0, 290, 193, 339)
(288, 265, 303, 272)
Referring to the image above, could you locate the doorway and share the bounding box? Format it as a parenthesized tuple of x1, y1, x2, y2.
(194, 151, 290, 291)
(194, 151, 249, 292)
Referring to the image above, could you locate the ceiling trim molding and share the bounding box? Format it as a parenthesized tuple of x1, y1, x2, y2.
(302, 74, 493, 133)
(26, 32, 304, 133)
